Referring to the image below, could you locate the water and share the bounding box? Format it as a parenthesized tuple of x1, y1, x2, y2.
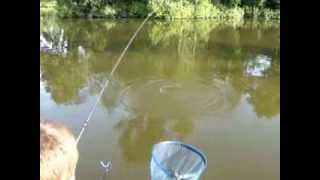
(40, 18, 280, 180)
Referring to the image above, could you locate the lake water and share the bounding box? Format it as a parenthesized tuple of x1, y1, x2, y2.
(40, 18, 280, 180)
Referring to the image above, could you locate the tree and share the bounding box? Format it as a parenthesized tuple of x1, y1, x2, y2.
(56, 0, 108, 17)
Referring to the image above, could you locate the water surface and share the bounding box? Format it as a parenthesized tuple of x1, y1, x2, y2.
(40, 18, 280, 180)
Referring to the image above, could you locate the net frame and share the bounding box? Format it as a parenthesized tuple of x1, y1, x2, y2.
(151, 141, 208, 179)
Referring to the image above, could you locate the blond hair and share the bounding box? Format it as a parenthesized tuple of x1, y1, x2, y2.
(40, 120, 79, 180)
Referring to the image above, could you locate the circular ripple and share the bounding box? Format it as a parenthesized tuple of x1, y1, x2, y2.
(117, 77, 240, 120)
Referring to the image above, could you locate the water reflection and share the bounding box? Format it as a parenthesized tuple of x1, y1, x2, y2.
(245, 54, 272, 77)
(115, 114, 195, 163)
(247, 77, 280, 118)
(40, 17, 280, 121)
(40, 53, 89, 104)
(40, 18, 279, 179)
(40, 30, 68, 56)
(118, 78, 241, 119)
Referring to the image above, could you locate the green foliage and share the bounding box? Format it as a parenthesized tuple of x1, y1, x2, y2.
(44, 0, 280, 20)
(265, 0, 280, 9)
(147, 0, 163, 18)
(222, 0, 241, 7)
(194, 0, 221, 19)
(129, 1, 149, 17)
(41, 1, 57, 17)
(167, 1, 194, 19)
(148, 0, 194, 19)
(221, 6, 245, 21)
(103, 5, 117, 18)
(244, 6, 279, 20)
(56, 0, 108, 18)
(260, 8, 280, 20)
(148, 0, 243, 19)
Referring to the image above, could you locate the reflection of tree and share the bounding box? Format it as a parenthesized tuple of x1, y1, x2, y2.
(147, 20, 220, 80)
(113, 74, 252, 163)
(208, 50, 280, 119)
(40, 17, 280, 119)
(40, 18, 280, 166)
(208, 25, 242, 61)
(115, 115, 165, 163)
(247, 77, 280, 118)
(40, 53, 89, 104)
(147, 20, 279, 82)
(100, 79, 124, 112)
(171, 117, 194, 139)
(40, 17, 68, 55)
(41, 17, 116, 54)
(40, 17, 117, 104)
(115, 113, 194, 163)
(61, 19, 116, 52)
(239, 20, 280, 51)
(149, 20, 218, 48)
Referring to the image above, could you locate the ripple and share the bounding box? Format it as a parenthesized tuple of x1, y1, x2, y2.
(116, 77, 240, 120)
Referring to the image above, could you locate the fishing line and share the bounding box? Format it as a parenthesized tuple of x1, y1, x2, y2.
(76, 12, 153, 144)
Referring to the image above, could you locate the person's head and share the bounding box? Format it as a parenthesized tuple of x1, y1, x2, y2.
(40, 120, 79, 180)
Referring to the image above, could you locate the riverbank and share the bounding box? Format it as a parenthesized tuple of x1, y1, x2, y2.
(41, 1, 279, 21)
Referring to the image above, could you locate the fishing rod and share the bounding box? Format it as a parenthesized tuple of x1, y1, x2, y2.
(76, 12, 154, 144)
(73, 12, 153, 179)
(73, 11, 209, 180)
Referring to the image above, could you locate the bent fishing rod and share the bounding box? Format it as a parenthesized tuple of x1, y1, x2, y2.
(76, 12, 154, 144)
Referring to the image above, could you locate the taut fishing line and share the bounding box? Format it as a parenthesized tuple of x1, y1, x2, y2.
(75, 12, 153, 178)
(71, 11, 208, 180)
(76, 12, 153, 144)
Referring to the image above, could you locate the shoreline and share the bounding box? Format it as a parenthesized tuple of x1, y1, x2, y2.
(41, 1, 280, 22)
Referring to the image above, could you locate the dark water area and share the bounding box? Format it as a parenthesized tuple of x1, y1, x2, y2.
(40, 18, 280, 180)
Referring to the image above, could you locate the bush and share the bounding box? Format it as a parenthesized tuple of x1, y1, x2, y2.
(168, 1, 194, 19)
(224, 0, 241, 7)
(41, 1, 57, 17)
(51, 0, 279, 20)
(103, 5, 117, 18)
(241, 0, 268, 8)
(243, 5, 279, 20)
(129, 1, 149, 17)
(194, 0, 221, 19)
(260, 8, 280, 20)
(244, 6, 259, 19)
(265, 0, 280, 9)
(150, 0, 223, 19)
(223, 7, 244, 20)
(56, 0, 108, 18)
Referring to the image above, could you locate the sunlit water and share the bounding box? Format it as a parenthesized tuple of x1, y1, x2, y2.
(40, 18, 280, 180)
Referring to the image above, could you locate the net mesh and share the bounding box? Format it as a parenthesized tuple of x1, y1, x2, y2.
(150, 141, 207, 180)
